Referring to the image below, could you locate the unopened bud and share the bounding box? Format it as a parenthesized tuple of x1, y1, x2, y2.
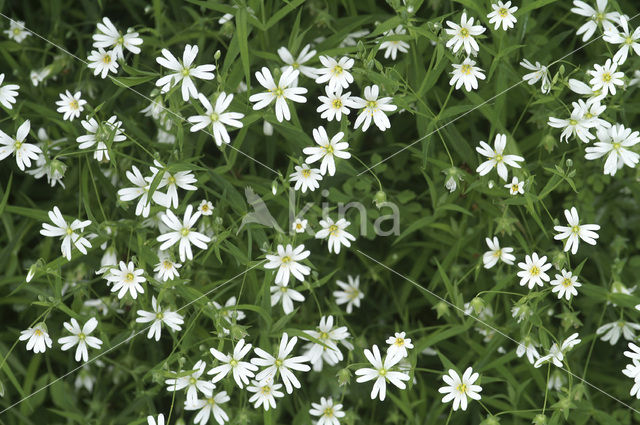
(469, 297, 486, 315)
(434, 301, 449, 318)
(271, 180, 278, 195)
(263, 120, 273, 136)
(532, 414, 547, 425)
(373, 190, 387, 208)
(336, 368, 351, 386)
(214, 49, 221, 60)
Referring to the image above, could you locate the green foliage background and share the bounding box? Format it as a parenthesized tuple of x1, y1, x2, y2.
(1, 0, 640, 424)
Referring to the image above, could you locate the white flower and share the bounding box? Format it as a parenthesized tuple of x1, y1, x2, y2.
(315, 217, 356, 254)
(449, 57, 485, 92)
(438, 367, 483, 411)
(4, 20, 31, 42)
(247, 379, 284, 410)
(55, 90, 86, 121)
(386, 332, 414, 359)
(553, 207, 600, 255)
(445, 12, 486, 55)
(105, 260, 146, 299)
(154, 257, 182, 281)
(520, 59, 551, 94)
(188, 92, 244, 146)
(517, 252, 551, 289)
(309, 397, 346, 425)
(30, 68, 50, 86)
(264, 243, 311, 285)
(156, 45, 216, 101)
(505, 176, 524, 195)
(92, 17, 143, 61)
(487, 1, 518, 31)
(348, 85, 397, 131)
(571, 0, 619, 42)
(303, 126, 350, 176)
(249, 67, 307, 122)
(340, 29, 370, 47)
(157, 205, 211, 262)
(0, 120, 41, 171)
(302, 316, 351, 369)
(117, 165, 155, 217)
(58, 317, 103, 362)
(40, 206, 92, 261)
(198, 200, 214, 216)
(624, 342, 640, 361)
(19, 323, 52, 354)
(516, 338, 540, 365)
(603, 15, 640, 65)
(317, 86, 352, 122)
(270, 281, 306, 314)
(547, 102, 597, 143)
(379, 25, 410, 60)
(578, 99, 610, 132)
(292, 218, 308, 233)
(585, 124, 640, 176)
(278, 44, 318, 80)
(87, 48, 119, 78)
(550, 269, 582, 300)
(534, 333, 581, 368)
(290, 164, 323, 193)
(208, 339, 258, 389)
(165, 360, 214, 403)
(263, 120, 274, 136)
(251, 332, 311, 394)
(0, 73, 19, 109)
(77, 115, 126, 162)
(568, 78, 605, 101)
(184, 389, 230, 425)
(355, 345, 410, 401)
(482, 236, 515, 269)
(315, 56, 355, 91)
(597, 321, 640, 345)
(149, 161, 198, 209)
(475, 133, 524, 181)
(587, 59, 624, 96)
(212, 296, 246, 333)
(147, 414, 164, 425)
(333, 275, 364, 313)
(136, 296, 184, 341)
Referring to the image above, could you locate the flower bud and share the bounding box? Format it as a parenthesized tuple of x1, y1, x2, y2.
(434, 301, 449, 318)
(373, 190, 387, 208)
(336, 368, 351, 386)
(271, 180, 278, 195)
(480, 415, 500, 425)
(532, 414, 547, 425)
(263, 120, 273, 136)
(469, 297, 486, 315)
(214, 49, 221, 60)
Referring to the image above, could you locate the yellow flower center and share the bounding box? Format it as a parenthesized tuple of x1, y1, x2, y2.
(281, 255, 291, 264)
(163, 260, 173, 269)
(70, 99, 79, 110)
(379, 368, 387, 376)
(320, 331, 329, 340)
(329, 224, 339, 235)
(530, 266, 540, 276)
(126, 272, 134, 281)
(275, 358, 283, 368)
(324, 407, 334, 417)
(102, 54, 112, 64)
(625, 36, 633, 45)
(585, 112, 593, 119)
(296, 223, 303, 229)
(34, 329, 43, 336)
(181, 68, 190, 77)
(332, 98, 343, 109)
(457, 383, 467, 394)
(78, 333, 86, 341)
(324, 144, 335, 155)
(395, 337, 404, 346)
(602, 73, 612, 82)
(156, 312, 164, 320)
(230, 359, 238, 367)
(207, 398, 216, 406)
(189, 377, 196, 385)
(181, 228, 190, 236)
(66, 227, 74, 236)
(494, 153, 503, 163)
(292, 62, 299, 69)
(347, 289, 359, 300)
(460, 64, 472, 75)
(261, 385, 271, 395)
(332, 65, 343, 75)
(459, 28, 469, 38)
(301, 168, 311, 178)
(569, 119, 578, 126)
(366, 100, 378, 110)
(571, 225, 580, 234)
(273, 87, 284, 97)
(613, 142, 621, 151)
(499, 7, 509, 17)
(562, 278, 572, 287)
(209, 112, 219, 122)
(117, 36, 124, 45)
(512, 184, 519, 192)
(14, 140, 22, 150)
(13, 28, 20, 35)
(493, 249, 502, 258)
